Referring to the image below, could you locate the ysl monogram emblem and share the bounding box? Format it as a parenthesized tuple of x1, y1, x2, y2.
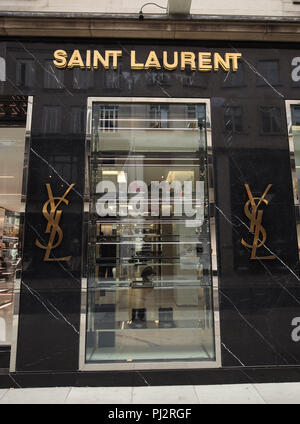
(241, 184, 275, 260)
(35, 183, 75, 261)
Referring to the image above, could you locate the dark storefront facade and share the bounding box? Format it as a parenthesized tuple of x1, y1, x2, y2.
(1, 35, 300, 387)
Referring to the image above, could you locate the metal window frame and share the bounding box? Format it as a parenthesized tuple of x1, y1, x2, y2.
(9, 96, 33, 373)
(285, 100, 300, 208)
(79, 96, 221, 371)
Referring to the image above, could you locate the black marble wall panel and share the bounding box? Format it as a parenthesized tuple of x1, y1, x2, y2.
(1, 38, 300, 373)
(15, 96, 85, 370)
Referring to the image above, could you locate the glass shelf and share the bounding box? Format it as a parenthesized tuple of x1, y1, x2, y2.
(91, 325, 210, 332)
(88, 280, 212, 289)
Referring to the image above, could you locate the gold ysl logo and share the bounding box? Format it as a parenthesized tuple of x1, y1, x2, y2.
(241, 184, 275, 260)
(35, 183, 75, 261)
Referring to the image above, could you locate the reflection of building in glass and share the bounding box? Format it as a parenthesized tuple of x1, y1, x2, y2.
(16, 59, 35, 89)
(257, 60, 280, 86)
(150, 104, 169, 128)
(224, 106, 243, 133)
(42, 105, 61, 134)
(260, 106, 282, 134)
(147, 70, 169, 86)
(222, 63, 244, 87)
(73, 68, 93, 89)
(182, 69, 206, 88)
(44, 60, 64, 89)
(70, 106, 86, 134)
(104, 68, 121, 89)
(99, 105, 119, 132)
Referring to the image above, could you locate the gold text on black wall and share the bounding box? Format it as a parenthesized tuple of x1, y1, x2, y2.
(241, 184, 276, 260)
(53, 49, 242, 72)
(35, 183, 75, 261)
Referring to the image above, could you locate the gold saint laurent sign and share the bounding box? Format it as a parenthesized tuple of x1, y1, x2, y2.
(53, 49, 242, 72)
(241, 184, 275, 260)
(35, 183, 75, 261)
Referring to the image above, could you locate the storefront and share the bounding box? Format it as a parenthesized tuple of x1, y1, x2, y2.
(1, 36, 300, 387)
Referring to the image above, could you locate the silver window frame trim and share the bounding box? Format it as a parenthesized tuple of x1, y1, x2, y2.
(9, 96, 33, 373)
(285, 100, 300, 274)
(285, 100, 300, 207)
(79, 96, 221, 371)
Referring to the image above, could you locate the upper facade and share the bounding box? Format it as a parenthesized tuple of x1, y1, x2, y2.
(1, 0, 300, 41)
(1, 0, 300, 18)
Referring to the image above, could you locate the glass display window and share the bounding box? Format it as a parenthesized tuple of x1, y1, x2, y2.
(0, 96, 30, 347)
(81, 98, 221, 368)
(286, 102, 300, 261)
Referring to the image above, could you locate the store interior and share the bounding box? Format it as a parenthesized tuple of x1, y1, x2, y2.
(0, 104, 27, 346)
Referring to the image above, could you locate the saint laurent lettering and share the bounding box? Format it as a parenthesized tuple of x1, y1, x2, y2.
(53, 49, 242, 72)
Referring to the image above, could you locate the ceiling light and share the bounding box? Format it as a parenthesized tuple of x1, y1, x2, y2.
(103, 170, 118, 175)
